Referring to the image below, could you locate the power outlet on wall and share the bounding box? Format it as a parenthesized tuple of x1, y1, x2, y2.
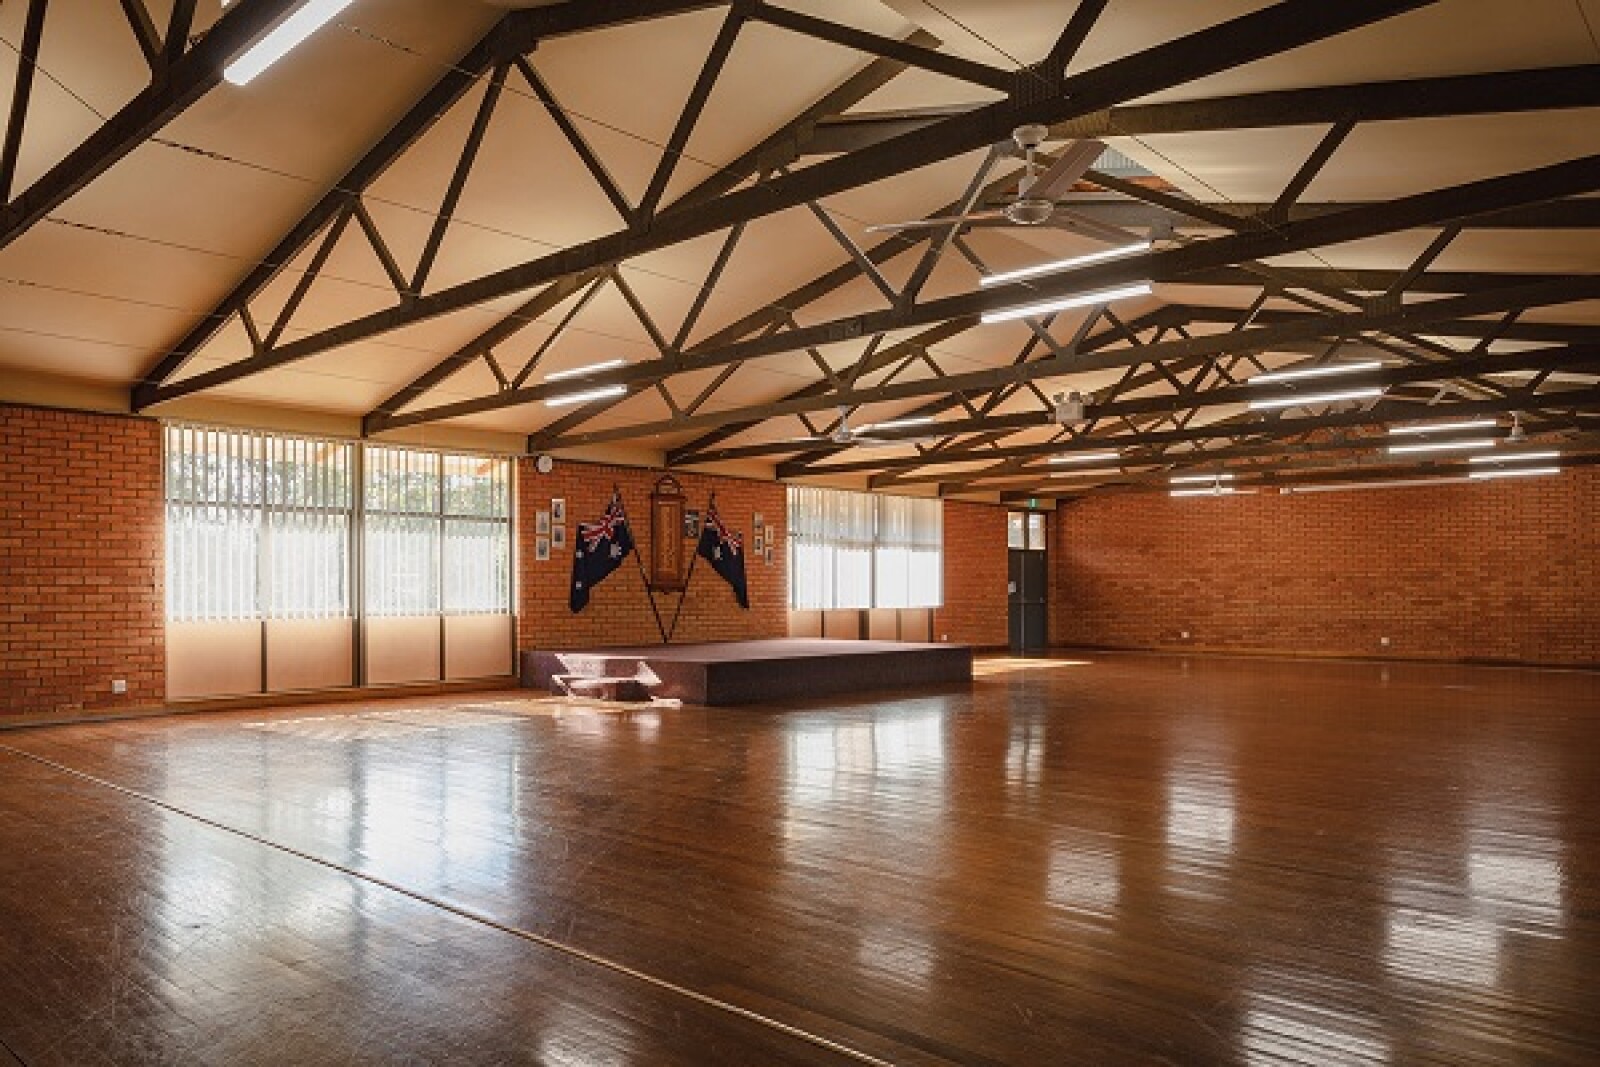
(111, 679, 128, 694)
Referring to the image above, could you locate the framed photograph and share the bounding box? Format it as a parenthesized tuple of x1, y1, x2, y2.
(551, 498, 566, 523)
(754, 533, 764, 554)
(552, 524, 566, 551)
(764, 524, 776, 546)
(536, 509, 551, 535)
(535, 536, 551, 562)
(764, 544, 774, 566)
(753, 511, 764, 531)
(683, 509, 701, 539)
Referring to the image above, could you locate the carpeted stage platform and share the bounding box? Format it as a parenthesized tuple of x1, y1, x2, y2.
(522, 639, 974, 706)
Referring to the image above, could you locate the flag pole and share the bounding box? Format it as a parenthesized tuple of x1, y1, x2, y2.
(615, 484, 668, 644)
(630, 542, 670, 645)
(666, 492, 715, 644)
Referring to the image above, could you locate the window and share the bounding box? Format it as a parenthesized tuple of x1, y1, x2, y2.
(166, 428, 511, 623)
(1009, 510, 1047, 551)
(787, 486, 941, 609)
(364, 445, 513, 616)
(165, 426, 353, 621)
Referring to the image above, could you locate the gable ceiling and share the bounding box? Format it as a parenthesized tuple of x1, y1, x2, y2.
(1, 0, 1596, 497)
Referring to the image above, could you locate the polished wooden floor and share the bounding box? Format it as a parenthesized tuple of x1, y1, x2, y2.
(1, 653, 1597, 1065)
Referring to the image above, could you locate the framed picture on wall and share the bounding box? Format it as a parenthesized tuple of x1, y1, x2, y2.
(684, 509, 701, 539)
(552, 525, 566, 551)
(536, 510, 551, 535)
(764, 544, 774, 566)
(764, 524, 775, 546)
(535, 536, 551, 561)
(754, 533, 764, 554)
(753, 511, 764, 531)
(551, 498, 566, 523)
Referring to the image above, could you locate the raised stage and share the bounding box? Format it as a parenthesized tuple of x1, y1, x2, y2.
(521, 639, 974, 706)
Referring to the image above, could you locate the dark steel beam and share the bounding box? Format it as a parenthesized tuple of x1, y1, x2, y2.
(637, 9, 743, 220)
(0, 0, 301, 253)
(521, 278, 1600, 457)
(690, 341, 1600, 470)
(374, 31, 940, 435)
(1001, 442, 1600, 502)
(134, 0, 725, 405)
(378, 151, 1600, 434)
(965, 425, 1600, 493)
(142, 0, 1439, 408)
(803, 64, 1600, 153)
(117, 0, 162, 70)
(751, 4, 1015, 92)
(0, 0, 49, 203)
(844, 386, 1600, 483)
(956, 197, 1600, 234)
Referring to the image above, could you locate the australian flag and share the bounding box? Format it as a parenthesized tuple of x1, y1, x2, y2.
(570, 492, 635, 613)
(696, 500, 749, 609)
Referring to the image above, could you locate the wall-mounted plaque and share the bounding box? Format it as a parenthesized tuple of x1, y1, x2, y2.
(650, 475, 687, 591)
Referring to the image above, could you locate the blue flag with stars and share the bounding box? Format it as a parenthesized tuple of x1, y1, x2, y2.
(696, 499, 749, 609)
(569, 492, 635, 613)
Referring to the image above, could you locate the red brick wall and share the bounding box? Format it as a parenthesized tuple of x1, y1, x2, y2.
(517, 460, 788, 648)
(934, 500, 1009, 649)
(1053, 468, 1600, 666)
(0, 405, 165, 715)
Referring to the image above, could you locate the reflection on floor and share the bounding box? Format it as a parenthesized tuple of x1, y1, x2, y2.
(1, 652, 1597, 1065)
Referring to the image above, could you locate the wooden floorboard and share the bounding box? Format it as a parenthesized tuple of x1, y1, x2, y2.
(1, 655, 1597, 1064)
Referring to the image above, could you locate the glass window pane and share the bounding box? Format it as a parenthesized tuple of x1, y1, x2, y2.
(444, 518, 510, 614)
(1028, 512, 1046, 551)
(364, 514, 440, 616)
(1008, 512, 1026, 549)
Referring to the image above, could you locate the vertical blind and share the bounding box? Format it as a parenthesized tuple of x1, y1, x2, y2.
(166, 425, 353, 621)
(166, 427, 510, 622)
(364, 446, 513, 616)
(787, 486, 941, 609)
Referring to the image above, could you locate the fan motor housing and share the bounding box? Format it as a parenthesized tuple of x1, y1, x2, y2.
(1006, 199, 1054, 226)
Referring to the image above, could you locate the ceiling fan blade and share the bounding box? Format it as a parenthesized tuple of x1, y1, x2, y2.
(864, 209, 1006, 234)
(1027, 139, 1107, 201)
(1044, 208, 1143, 244)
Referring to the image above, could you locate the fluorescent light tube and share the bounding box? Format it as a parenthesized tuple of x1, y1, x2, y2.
(1170, 473, 1234, 484)
(545, 384, 626, 407)
(546, 359, 626, 382)
(1050, 468, 1122, 478)
(1170, 487, 1252, 498)
(1248, 387, 1383, 411)
(1248, 360, 1383, 385)
(1468, 450, 1560, 464)
(1469, 466, 1561, 480)
(224, 0, 353, 86)
(1049, 451, 1120, 464)
(861, 416, 935, 431)
(1387, 438, 1496, 455)
(1281, 476, 1469, 494)
(980, 242, 1151, 287)
(981, 282, 1152, 324)
(1387, 418, 1497, 435)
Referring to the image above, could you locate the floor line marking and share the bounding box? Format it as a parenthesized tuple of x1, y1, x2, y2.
(0, 743, 899, 1067)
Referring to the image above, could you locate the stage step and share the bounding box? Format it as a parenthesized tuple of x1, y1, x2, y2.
(554, 675, 651, 702)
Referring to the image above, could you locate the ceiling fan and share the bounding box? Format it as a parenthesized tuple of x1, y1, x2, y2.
(785, 409, 944, 449)
(865, 125, 1131, 242)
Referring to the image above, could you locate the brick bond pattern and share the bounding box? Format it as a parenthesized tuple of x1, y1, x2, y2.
(934, 501, 1010, 650)
(1053, 467, 1599, 666)
(5, 404, 1594, 721)
(1, 405, 165, 715)
(517, 459, 789, 649)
